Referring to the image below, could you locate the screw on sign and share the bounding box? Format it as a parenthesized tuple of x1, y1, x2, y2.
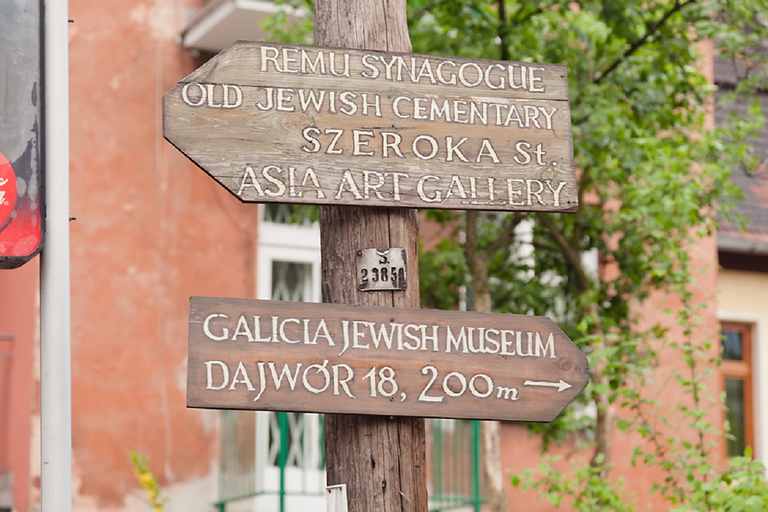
(0, 152, 18, 232)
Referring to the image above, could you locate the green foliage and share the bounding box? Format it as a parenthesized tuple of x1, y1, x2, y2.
(419, 235, 466, 310)
(263, 0, 768, 509)
(411, 0, 767, 455)
(697, 453, 768, 512)
(513, 453, 634, 511)
(130, 453, 165, 511)
(260, 0, 314, 45)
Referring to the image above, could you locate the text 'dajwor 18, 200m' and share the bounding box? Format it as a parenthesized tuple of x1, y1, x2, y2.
(187, 297, 589, 422)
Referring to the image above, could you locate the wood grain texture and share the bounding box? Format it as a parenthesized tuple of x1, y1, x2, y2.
(315, 2, 426, 510)
(186, 297, 590, 421)
(162, 41, 577, 212)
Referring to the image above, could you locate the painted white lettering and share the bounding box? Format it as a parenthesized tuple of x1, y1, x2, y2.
(536, 332, 557, 358)
(181, 83, 205, 107)
(229, 361, 256, 391)
(417, 175, 442, 203)
(353, 130, 375, 156)
(262, 166, 287, 197)
(301, 127, 321, 153)
(301, 50, 325, 74)
(267, 362, 302, 391)
(446, 326, 468, 353)
(260, 45, 281, 72)
(507, 179, 525, 206)
(335, 170, 364, 200)
(231, 315, 254, 341)
(475, 139, 500, 163)
(412, 134, 439, 160)
(279, 318, 301, 344)
(203, 314, 229, 341)
(362, 171, 386, 199)
(458, 62, 483, 88)
(339, 91, 358, 115)
(205, 361, 229, 390)
(332, 364, 356, 398)
(237, 166, 265, 197)
(360, 93, 382, 117)
(302, 360, 330, 394)
(445, 137, 469, 163)
(529, 67, 546, 92)
(436, 60, 458, 85)
(281, 48, 299, 73)
(392, 96, 410, 119)
(381, 132, 405, 158)
(527, 179, 545, 206)
(325, 128, 344, 155)
(360, 54, 379, 78)
(299, 168, 326, 199)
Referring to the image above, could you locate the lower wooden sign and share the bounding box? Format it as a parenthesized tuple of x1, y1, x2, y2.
(187, 296, 589, 422)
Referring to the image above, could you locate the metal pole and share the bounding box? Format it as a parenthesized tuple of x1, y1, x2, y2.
(40, 0, 72, 510)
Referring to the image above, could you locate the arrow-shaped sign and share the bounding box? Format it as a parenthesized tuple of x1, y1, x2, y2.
(524, 379, 572, 392)
(163, 41, 578, 213)
(187, 297, 589, 423)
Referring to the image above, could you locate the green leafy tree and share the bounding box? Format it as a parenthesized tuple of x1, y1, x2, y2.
(264, 0, 768, 509)
(411, 1, 768, 510)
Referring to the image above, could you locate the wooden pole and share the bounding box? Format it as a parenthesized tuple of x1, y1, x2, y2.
(315, 2, 428, 511)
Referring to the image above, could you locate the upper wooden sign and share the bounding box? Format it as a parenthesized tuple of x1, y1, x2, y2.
(164, 41, 577, 212)
(187, 297, 589, 422)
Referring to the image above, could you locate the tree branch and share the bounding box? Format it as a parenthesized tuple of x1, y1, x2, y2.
(536, 212, 591, 294)
(498, 1, 509, 61)
(571, 0, 699, 127)
(464, 210, 483, 278)
(593, 0, 697, 86)
(484, 212, 524, 259)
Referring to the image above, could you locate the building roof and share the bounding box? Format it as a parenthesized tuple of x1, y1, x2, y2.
(715, 60, 768, 256)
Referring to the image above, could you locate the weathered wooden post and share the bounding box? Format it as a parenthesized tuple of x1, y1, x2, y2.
(314, 1, 427, 510)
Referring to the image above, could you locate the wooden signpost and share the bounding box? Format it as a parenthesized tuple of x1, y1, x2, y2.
(187, 297, 589, 422)
(165, 1, 585, 510)
(163, 41, 576, 212)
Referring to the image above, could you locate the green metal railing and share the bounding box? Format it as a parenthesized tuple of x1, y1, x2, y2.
(428, 419, 484, 512)
(216, 413, 483, 511)
(216, 411, 325, 512)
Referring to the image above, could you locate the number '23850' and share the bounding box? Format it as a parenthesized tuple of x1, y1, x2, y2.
(360, 266, 405, 284)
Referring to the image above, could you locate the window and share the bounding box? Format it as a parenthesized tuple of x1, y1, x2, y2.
(218, 204, 324, 512)
(721, 323, 754, 457)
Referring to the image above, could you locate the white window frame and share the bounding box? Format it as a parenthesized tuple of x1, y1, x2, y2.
(257, 207, 321, 303)
(253, 205, 325, 510)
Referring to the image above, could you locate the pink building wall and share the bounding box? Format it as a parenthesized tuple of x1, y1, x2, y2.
(50, 0, 257, 508)
(0, 262, 37, 512)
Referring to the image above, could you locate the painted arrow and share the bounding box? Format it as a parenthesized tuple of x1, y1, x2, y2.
(524, 380, 573, 392)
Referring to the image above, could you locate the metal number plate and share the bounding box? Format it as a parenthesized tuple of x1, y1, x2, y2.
(357, 248, 407, 291)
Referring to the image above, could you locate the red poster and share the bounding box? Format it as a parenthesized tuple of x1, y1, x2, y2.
(0, 149, 42, 264)
(0, 0, 44, 268)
